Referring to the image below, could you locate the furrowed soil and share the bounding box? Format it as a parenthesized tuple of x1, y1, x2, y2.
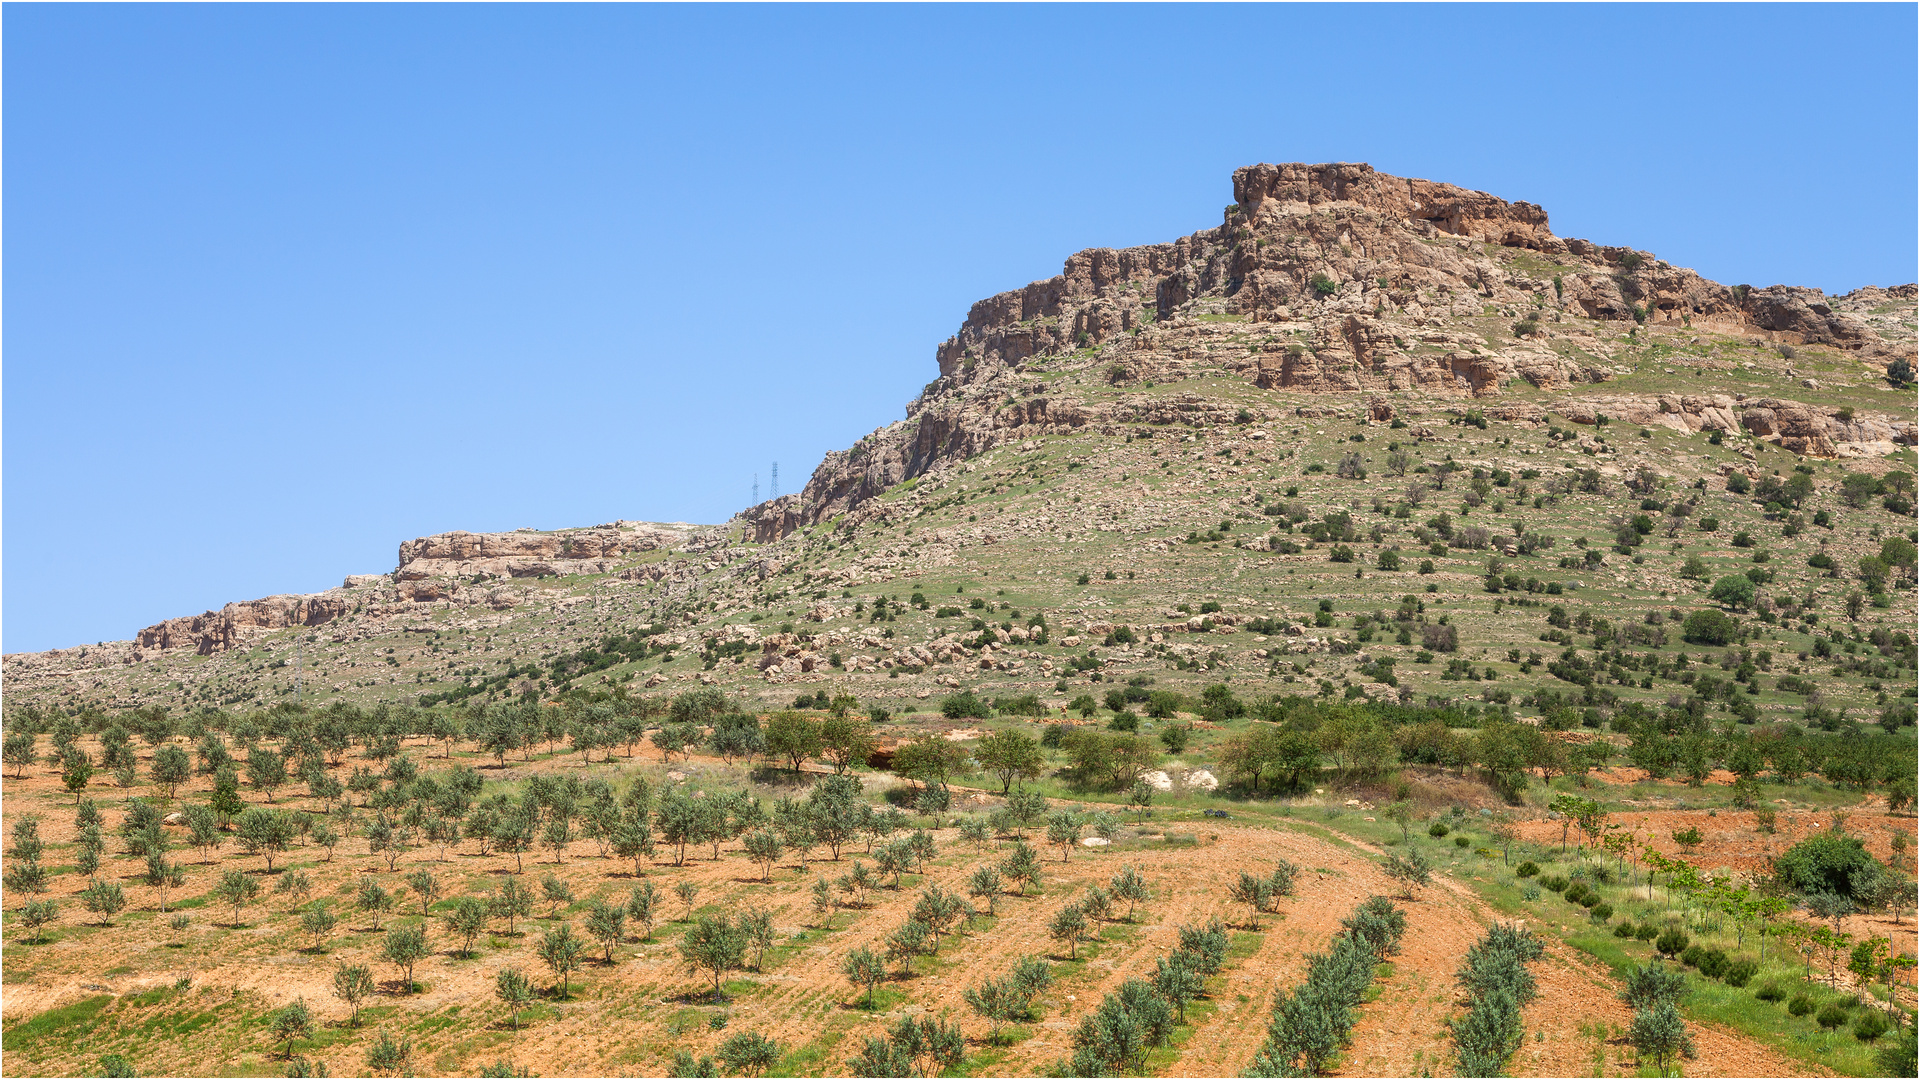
(0, 738, 1836, 1078)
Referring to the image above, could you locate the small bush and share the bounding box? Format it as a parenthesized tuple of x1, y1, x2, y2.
(1682, 608, 1739, 646)
(1514, 861, 1539, 879)
(1754, 983, 1785, 1003)
(1564, 882, 1589, 904)
(1854, 1011, 1891, 1042)
(939, 692, 992, 720)
(1633, 923, 1659, 942)
(1540, 875, 1568, 893)
(1696, 949, 1728, 980)
(1453, 835, 1470, 848)
(1428, 822, 1450, 838)
(1613, 922, 1635, 938)
(1589, 902, 1613, 922)
(1723, 959, 1758, 988)
(1817, 1004, 1849, 1031)
(1787, 994, 1814, 1017)
(1655, 929, 1688, 958)
(1679, 944, 1705, 968)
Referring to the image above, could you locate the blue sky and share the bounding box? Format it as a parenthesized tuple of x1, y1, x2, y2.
(5, 4, 1915, 653)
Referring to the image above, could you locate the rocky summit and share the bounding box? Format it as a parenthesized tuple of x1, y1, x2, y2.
(5, 162, 1915, 720)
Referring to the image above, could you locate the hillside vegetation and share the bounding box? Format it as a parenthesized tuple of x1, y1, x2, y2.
(4, 162, 1915, 1078)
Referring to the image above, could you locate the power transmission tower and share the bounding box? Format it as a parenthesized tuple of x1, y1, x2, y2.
(771, 462, 779, 500)
(752, 473, 759, 504)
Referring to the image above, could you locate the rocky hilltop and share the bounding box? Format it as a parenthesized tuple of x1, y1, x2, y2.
(4, 161, 1913, 714)
(96, 523, 710, 659)
(744, 162, 1915, 542)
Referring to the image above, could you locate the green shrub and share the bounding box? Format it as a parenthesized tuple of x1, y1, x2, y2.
(1787, 994, 1814, 1017)
(1563, 882, 1589, 904)
(1619, 962, 1688, 1011)
(1773, 832, 1890, 903)
(1453, 835, 1470, 849)
(1577, 892, 1601, 910)
(1855, 1010, 1891, 1042)
(1723, 959, 1758, 988)
(1446, 922, 1546, 1075)
(1817, 1004, 1849, 1031)
(1245, 898, 1404, 1074)
(1679, 944, 1704, 968)
(1633, 923, 1660, 942)
(1428, 822, 1450, 838)
(1754, 983, 1785, 1003)
(1540, 875, 1568, 893)
(1589, 903, 1612, 922)
(1613, 922, 1636, 938)
(1655, 929, 1688, 958)
(939, 692, 992, 720)
(1709, 575, 1757, 609)
(1682, 608, 1739, 645)
(1514, 862, 1539, 879)
(1696, 949, 1728, 980)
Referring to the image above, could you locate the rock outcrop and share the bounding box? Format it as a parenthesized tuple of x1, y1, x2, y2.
(1556, 394, 1914, 457)
(126, 521, 705, 654)
(745, 162, 1916, 542)
(136, 594, 352, 656)
(394, 522, 699, 581)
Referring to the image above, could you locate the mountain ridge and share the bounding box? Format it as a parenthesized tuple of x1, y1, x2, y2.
(4, 161, 1914, 716)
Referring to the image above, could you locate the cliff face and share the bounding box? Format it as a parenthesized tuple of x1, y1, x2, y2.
(121, 522, 707, 655)
(393, 522, 698, 581)
(135, 595, 352, 656)
(744, 162, 1915, 542)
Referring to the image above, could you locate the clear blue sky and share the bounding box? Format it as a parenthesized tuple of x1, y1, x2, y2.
(5, 4, 1915, 653)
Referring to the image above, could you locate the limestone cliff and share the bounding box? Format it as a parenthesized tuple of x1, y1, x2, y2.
(743, 162, 1915, 542)
(123, 522, 708, 655)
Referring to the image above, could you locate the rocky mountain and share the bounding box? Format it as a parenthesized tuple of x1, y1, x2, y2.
(742, 162, 1913, 542)
(5, 162, 1914, 716)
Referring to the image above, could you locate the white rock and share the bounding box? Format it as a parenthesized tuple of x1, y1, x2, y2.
(1139, 769, 1174, 792)
(1183, 769, 1218, 792)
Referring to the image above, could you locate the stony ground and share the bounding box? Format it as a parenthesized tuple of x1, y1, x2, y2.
(4, 285, 1915, 730)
